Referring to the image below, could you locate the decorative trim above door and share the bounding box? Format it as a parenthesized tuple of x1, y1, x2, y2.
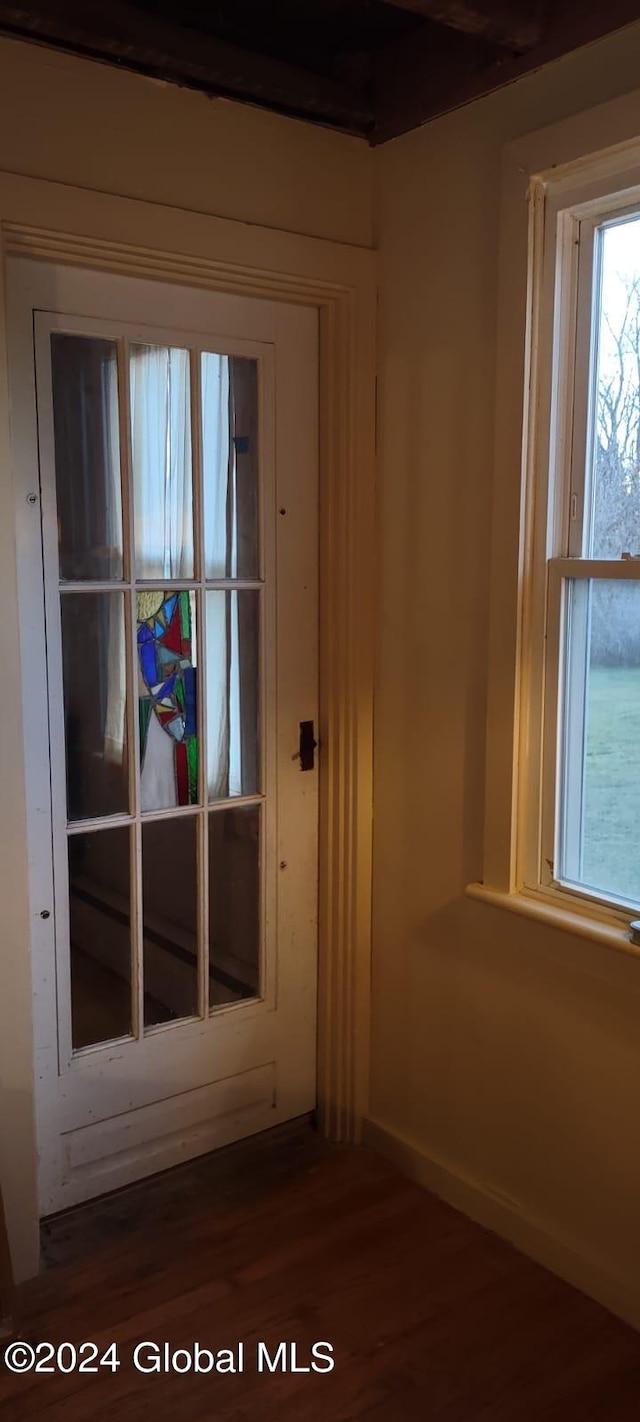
(0, 173, 376, 1278)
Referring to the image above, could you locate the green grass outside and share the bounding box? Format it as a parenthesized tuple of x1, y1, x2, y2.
(582, 666, 640, 905)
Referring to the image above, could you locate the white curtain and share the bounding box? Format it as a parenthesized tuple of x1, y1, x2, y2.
(202, 353, 242, 798)
(120, 346, 241, 800)
(130, 346, 192, 806)
(229, 593, 242, 796)
(130, 345, 193, 579)
(203, 352, 231, 580)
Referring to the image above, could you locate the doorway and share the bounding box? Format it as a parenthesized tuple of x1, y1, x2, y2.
(8, 259, 319, 1215)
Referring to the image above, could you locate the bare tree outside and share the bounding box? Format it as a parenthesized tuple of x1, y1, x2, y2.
(592, 275, 640, 558)
(590, 258, 640, 663)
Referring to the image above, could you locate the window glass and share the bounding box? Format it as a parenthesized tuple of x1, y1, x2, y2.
(69, 826, 132, 1049)
(61, 592, 129, 821)
(206, 590, 260, 801)
(202, 354, 259, 580)
(559, 579, 640, 907)
(137, 589, 199, 812)
(588, 216, 640, 558)
(130, 345, 194, 579)
(51, 335, 123, 581)
(143, 816, 199, 1028)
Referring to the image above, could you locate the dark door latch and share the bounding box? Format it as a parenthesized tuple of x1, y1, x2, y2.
(298, 720, 317, 771)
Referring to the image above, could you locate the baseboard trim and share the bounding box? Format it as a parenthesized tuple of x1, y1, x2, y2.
(362, 1116, 640, 1333)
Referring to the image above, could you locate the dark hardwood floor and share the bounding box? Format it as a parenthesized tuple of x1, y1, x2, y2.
(3, 1123, 640, 1419)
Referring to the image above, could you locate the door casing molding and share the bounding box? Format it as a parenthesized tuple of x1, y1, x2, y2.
(0, 172, 376, 1279)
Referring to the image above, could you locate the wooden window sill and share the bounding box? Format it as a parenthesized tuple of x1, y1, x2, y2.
(465, 881, 640, 962)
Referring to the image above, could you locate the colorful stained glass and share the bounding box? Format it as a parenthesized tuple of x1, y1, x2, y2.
(137, 590, 198, 809)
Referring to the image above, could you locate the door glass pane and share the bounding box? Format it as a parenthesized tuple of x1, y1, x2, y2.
(206, 590, 260, 800)
(588, 215, 640, 557)
(61, 592, 129, 822)
(51, 334, 123, 581)
(143, 816, 199, 1028)
(69, 826, 132, 1049)
(130, 344, 194, 578)
(202, 354, 259, 579)
(49, 325, 270, 1060)
(138, 590, 199, 811)
(209, 805, 260, 1008)
(559, 578, 640, 906)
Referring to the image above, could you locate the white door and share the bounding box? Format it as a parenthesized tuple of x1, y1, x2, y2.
(8, 259, 318, 1215)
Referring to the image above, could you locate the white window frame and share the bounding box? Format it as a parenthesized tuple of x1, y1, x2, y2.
(470, 91, 640, 950)
(535, 186, 640, 920)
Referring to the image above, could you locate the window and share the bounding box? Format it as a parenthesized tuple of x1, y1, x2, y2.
(523, 157, 640, 925)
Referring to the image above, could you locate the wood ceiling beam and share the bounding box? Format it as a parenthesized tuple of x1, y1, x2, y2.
(0, 0, 374, 134)
(380, 0, 543, 52)
(373, 0, 640, 142)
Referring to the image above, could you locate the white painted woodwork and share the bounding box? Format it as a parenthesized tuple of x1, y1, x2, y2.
(478, 110, 640, 915)
(478, 131, 640, 927)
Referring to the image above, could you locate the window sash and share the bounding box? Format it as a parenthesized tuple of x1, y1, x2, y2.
(479, 114, 640, 919)
(565, 203, 640, 559)
(526, 188, 640, 920)
(542, 558, 640, 914)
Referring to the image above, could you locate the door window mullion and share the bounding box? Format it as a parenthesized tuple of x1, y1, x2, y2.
(119, 337, 144, 1042)
(190, 345, 209, 1021)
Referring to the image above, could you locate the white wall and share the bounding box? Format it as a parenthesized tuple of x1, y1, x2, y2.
(0, 38, 372, 247)
(371, 23, 640, 1326)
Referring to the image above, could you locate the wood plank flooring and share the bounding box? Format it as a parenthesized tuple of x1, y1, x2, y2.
(3, 1125, 640, 1420)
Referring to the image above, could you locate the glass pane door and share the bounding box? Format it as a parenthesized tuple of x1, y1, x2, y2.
(48, 332, 263, 1053)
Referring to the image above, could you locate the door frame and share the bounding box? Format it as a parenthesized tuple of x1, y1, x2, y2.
(0, 172, 376, 1280)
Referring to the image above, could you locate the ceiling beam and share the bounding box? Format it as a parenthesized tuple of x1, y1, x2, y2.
(380, 0, 543, 52)
(373, 0, 640, 142)
(0, 0, 373, 134)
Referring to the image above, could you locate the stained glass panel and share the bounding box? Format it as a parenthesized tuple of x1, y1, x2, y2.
(137, 589, 199, 811)
(558, 579, 640, 906)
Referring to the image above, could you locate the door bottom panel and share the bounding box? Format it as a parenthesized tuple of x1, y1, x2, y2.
(57, 1063, 277, 1210)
